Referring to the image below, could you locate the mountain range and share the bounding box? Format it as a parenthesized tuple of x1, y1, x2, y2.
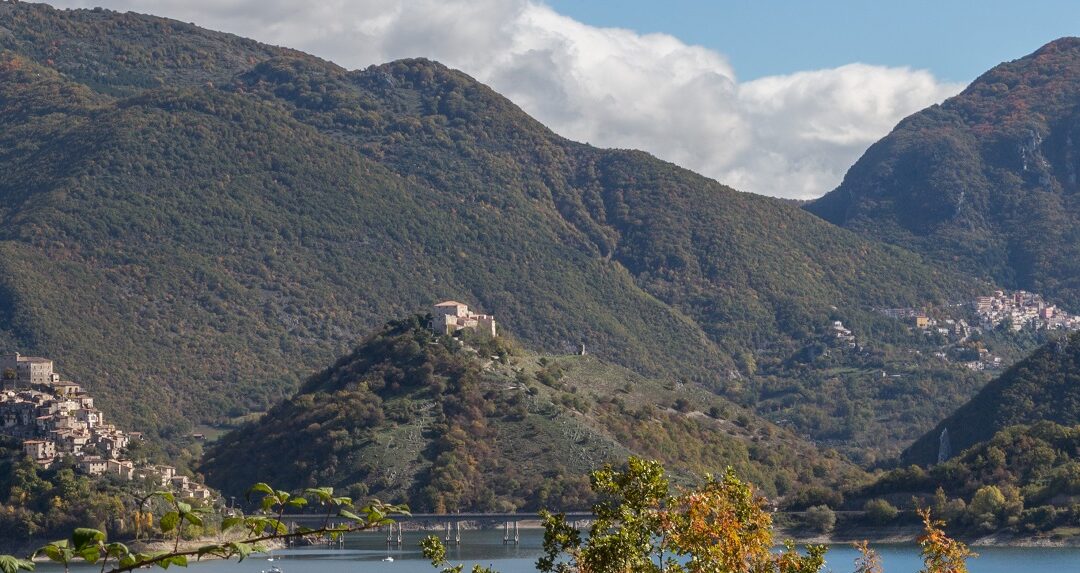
(5, 2, 1080, 518)
(0, 0, 988, 460)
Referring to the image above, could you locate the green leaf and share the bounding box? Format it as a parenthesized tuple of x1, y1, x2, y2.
(0, 555, 34, 573)
(247, 482, 274, 500)
(221, 516, 243, 531)
(228, 542, 253, 562)
(285, 497, 308, 509)
(159, 555, 188, 569)
(71, 528, 105, 551)
(119, 552, 154, 569)
(105, 543, 130, 559)
(36, 544, 70, 564)
(338, 509, 362, 522)
(304, 487, 333, 503)
(183, 512, 203, 527)
(159, 511, 180, 533)
(176, 502, 192, 514)
(77, 547, 100, 564)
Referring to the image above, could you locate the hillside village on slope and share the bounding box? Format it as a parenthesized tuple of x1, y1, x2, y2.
(0, 353, 212, 500)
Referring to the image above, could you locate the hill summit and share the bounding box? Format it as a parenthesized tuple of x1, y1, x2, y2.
(201, 316, 862, 511)
(809, 37, 1080, 310)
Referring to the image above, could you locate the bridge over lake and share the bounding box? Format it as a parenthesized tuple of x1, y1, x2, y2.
(283, 511, 596, 546)
(281, 510, 870, 546)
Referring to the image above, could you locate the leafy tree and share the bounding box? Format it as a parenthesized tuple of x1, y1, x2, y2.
(968, 485, 1005, 524)
(0, 482, 407, 573)
(530, 457, 827, 573)
(863, 499, 899, 524)
(803, 505, 836, 534)
(663, 468, 826, 573)
(917, 509, 975, 573)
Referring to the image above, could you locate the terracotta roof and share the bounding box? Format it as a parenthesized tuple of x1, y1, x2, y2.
(434, 301, 467, 307)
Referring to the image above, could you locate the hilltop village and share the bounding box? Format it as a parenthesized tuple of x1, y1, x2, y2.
(874, 289, 1080, 371)
(972, 290, 1080, 331)
(0, 353, 212, 500)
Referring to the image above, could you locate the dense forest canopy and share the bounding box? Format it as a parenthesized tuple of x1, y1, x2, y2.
(809, 37, 1080, 312)
(904, 332, 1080, 465)
(201, 317, 864, 511)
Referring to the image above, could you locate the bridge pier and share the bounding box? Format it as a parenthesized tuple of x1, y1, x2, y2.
(386, 522, 402, 547)
(502, 520, 519, 545)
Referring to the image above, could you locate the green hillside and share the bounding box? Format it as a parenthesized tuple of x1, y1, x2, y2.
(0, 3, 988, 458)
(808, 37, 1080, 311)
(903, 333, 1080, 465)
(200, 317, 865, 510)
(861, 422, 1080, 538)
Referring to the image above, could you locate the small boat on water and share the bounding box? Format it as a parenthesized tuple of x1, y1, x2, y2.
(382, 556, 395, 562)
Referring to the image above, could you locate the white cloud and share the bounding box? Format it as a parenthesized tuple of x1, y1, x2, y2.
(50, 0, 962, 198)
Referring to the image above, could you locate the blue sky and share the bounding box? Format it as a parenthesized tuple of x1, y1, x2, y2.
(548, 0, 1077, 82)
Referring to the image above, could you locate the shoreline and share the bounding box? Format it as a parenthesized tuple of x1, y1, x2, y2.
(775, 524, 1080, 548)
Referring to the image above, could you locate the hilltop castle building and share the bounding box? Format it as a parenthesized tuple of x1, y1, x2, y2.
(431, 301, 497, 337)
(1, 353, 56, 387)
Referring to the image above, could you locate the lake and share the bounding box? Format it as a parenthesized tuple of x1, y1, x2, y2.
(35, 529, 1080, 573)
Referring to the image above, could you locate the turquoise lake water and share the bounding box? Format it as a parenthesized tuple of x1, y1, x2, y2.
(34, 529, 1080, 572)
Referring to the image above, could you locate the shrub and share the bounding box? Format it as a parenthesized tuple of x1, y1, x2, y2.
(864, 498, 899, 524)
(804, 504, 836, 533)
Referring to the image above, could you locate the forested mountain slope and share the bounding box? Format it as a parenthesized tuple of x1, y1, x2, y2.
(861, 422, 1080, 538)
(809, 38, 1080, 310)
(201, 317, 864, 510)
(0, 2, 981, 452)
(903, 333, 1080, 465)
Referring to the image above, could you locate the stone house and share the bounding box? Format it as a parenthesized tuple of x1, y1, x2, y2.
(0, 353, 54, 387)
(431, 301, 497, 337)
(23, 439, 56, 460)
(107, 459, 136, 480)
(77, 456, 108, 476)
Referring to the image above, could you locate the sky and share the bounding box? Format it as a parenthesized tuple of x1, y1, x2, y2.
(547, 0, 1079, 83)
(48, 1, 1078, 199)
